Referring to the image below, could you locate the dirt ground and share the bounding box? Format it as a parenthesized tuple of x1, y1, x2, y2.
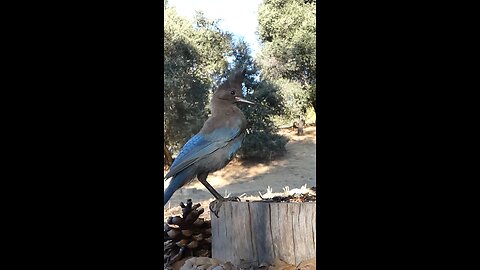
(164, 126, 316, 219)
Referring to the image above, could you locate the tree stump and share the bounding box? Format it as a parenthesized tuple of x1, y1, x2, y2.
(211, 201, 316, 268)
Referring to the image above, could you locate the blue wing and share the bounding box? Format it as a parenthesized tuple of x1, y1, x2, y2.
(164, 127, 242, 180)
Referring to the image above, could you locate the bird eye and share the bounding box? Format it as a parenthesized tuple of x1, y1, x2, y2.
(230, 91, 235, 95)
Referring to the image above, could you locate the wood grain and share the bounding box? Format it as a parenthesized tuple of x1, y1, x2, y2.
(211, 201, 316, 267)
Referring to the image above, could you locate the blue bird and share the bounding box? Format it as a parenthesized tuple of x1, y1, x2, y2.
(164, 68, 254, 216)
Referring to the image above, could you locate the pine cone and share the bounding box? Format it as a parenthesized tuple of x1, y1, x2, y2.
(164, 199, 212, 268)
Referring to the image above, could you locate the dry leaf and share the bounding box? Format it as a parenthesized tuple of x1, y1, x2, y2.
(296, 258, 316, 270)
(180, 257, 223, 270)
(172, 257, 192, 270)
(268, 259, 296, 270)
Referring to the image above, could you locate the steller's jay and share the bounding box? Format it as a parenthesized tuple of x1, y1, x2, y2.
(164, 68, 254, 216)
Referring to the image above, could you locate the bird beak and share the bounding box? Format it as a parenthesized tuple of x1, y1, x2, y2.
(235, 96, 255, 105)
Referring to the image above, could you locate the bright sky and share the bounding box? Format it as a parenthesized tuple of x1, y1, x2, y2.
(168, 0, 264, 58)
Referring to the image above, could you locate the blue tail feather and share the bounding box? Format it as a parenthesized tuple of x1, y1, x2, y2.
(164, 167, 195, 206)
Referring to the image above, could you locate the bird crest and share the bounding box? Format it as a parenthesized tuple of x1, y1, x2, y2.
(217, 67, 247, 91)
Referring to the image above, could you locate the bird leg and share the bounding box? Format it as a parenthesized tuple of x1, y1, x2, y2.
(197, 173, 224, 200)
(197, 173, 241, 218)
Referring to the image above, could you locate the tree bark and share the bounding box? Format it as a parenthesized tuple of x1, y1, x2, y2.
(164, 142, 173, 167)
(211, 201, 316, 268)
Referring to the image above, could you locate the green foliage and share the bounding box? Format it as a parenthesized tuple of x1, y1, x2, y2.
(238, 80, 288, 161)
(305, 106, 316, 124)
(163, 5, 293, 162)
(272, 78, 309, 124)
(228, 40, 288, 161)
(164, 6, 232, 154)
(257, 0, 317, 119)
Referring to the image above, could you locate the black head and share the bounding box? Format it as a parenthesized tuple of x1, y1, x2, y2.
(212, 68, 254, 105)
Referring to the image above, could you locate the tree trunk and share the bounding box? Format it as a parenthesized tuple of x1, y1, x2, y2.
(164, 142, 173, 167)
(211, 201, 316, 268)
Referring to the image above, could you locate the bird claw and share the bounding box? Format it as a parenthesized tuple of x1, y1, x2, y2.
(209, 197, 241, 218)
(209, 200, 223, 218)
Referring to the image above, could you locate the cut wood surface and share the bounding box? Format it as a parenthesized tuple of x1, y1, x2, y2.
(211, 201, 316, 268)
